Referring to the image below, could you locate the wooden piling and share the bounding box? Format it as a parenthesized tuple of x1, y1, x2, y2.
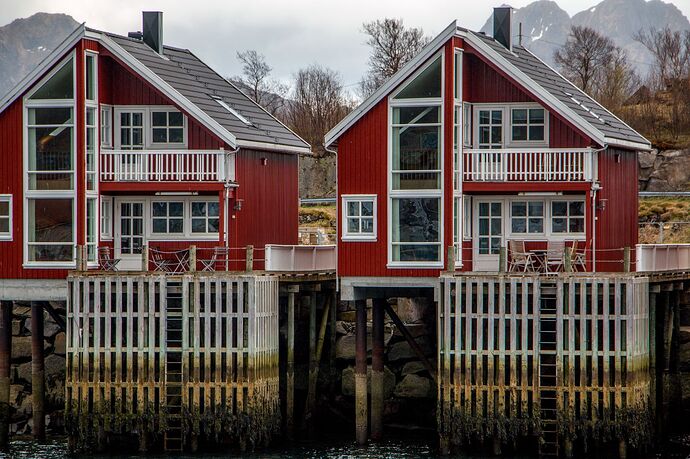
(623, 247, 631, 272)
(303, 291, 318, 433)
(371, 298, 385, 441)
(0, 302, 11, 447)
(31, 302, 45, 439)
(246, 245, 254, 272)
(286, 286, 298, 440)
(355, 299, 368, 445)
(188, 245, 197, 272)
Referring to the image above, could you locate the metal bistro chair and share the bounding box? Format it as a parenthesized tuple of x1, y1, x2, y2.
(569, 242, 587, 271)
(544, 240, 566, 272)
(152, 250, 173, 273)
(98, 246, 120, 271)
(508, 240, 536, 272)
(201, 247, 229, 272)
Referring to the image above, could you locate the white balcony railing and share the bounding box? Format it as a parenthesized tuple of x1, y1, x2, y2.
(100, 149, 235, 182)
(462, 148, 594, 182)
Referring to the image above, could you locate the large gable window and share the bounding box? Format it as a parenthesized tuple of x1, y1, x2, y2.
(24, 54, 76, 266)
(389, 54, 443, 266)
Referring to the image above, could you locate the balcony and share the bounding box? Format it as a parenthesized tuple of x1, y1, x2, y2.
(462, 148, 594, 182)
(100, 149, 235, 182)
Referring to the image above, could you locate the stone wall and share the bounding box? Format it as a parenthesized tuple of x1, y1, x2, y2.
(639, 149, 690, 191)
(8, 302, 66, 435)
(335, 297, 437, 428)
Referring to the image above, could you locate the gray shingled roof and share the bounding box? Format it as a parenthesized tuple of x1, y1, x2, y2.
(102, 31, 309, 151)
(469, 30, 649, 147)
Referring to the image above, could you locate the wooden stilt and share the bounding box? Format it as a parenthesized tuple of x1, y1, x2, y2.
(31, 302, 45, 439)
(371, 298, 385, 442)
(329, 293, 337, 395)
(383, 303, 436, 382)
(355, 299, 368, 445)
(303, 291, 317, 434)
(286, 286, 298, 440)
(0, 302, 10, 447)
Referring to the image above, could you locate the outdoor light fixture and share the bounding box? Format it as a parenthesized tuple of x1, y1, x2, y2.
(597, 198, 608, 211)
(261, 157, 268, 166)
(234, 199, 244, 211)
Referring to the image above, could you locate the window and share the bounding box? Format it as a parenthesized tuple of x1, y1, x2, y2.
(24, 54, 76, 266)
(511, 201, 544, 234)
(27, 198, 74, 262)
(86, 198, 97, 262)
(511, 107, 546, 143)
(392, 106, 441, 190)
(119, 111, 144, 149)
(393, 57, 441, 99)
(151, 110, 184, 144)
(100, 106, 112, 148)
(86, 107, 97, 191)
(478, 202, 502, 255)
(212, 96, 253, 126)
(463, 103, 472, 147)
(342, 196, 376, 241)
(101, 198, 112, 239)
(191, 201, 220, 234)
(85, 53, 96, 102)
(463, 195, 472, 240)
(392, 198, 440, 262)
(0, 196, 11, 240)
(552, 200, 585, 234)
(477, 109, 503, 149)
(27, 107, 74, 191)
(152, 201, 184, 234)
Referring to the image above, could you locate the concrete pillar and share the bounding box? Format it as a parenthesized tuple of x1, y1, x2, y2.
(0, 302, 11, 446)
(31, 302, 45, 439)
(355, 299, 368, 445)
(371, 298, 385, 441)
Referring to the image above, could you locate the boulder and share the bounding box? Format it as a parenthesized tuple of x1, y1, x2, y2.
(341, 365, 396, 399)
(11, 336, 50, 361)
(336, 334, 372, 360)
(401, 361, 427, 376)
(394, 374, 433, 398)
(44, 354, 66, 381)
(15, 362, 31, 384)
(43, 313, 62, 338)
(11, 320, 23, 336)
(336, 321, 354, 336)
(395, 298, 430, 324)
(393, 323, 428, 339)
(53, 332, 66, 356)
(388, 337, 434, 361)
(339, 311, 356, 322)
(643, 149, 690, 192)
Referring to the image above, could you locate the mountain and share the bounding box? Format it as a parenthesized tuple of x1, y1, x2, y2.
(480, 0, 690, 77)
(0, 12, 79, 98)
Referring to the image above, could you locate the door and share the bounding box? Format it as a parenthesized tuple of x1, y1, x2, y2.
(474, 200, 504, 271)
(115, 200, 145, 270)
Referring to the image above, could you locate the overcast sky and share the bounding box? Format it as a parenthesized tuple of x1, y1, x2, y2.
(2, 0, 690, 93)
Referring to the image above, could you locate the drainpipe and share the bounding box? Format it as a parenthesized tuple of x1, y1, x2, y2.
(223, 146, 239, 253)
(590, 144, 607, 273)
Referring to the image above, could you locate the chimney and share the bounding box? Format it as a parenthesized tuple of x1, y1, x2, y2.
(493, 6, 513, 50)
(142, 11, 163, 54)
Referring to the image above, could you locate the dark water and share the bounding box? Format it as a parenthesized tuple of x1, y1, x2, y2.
(0, 438, 522, 459)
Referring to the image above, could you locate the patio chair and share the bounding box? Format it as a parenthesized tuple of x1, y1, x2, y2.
(151, 250, 173, 272)
(569, 242, 587, 271)
(544, 241, 566, 272)
(98, 246, 120, 271)
(201, 247, 229, 272)
(508, 240, 536, 272)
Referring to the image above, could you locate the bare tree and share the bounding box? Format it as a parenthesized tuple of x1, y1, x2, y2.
(359, 18, 430, 98)
(554, 26, 616, 94)
(285, 65, 352, 156)
(593, 48, 639, 114)
(230, 50, 288, 116)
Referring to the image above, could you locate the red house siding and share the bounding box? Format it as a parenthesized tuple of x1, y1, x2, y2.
(232, 149, 299, 269)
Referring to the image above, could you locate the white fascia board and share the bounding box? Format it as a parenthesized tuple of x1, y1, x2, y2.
(97, 33, 238, 149)
(604, 137, 653, 151)
(324, 20, 458, 148)
(237, 139, 311, 155)
(521, 47, 652, 151)
(0, 24, 85, 114)
(462, 31, 607, 148)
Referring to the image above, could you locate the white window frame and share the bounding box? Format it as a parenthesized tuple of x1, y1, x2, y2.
(388, 52, 444, 268)
(473, 105, 505, 149)
(462, 103, 472, 148)
(550, 198, 586, 236)
(100, 197, 112, 240)
(100, 104, 112, 148)
(113, 105, 188, 150)
(23, 52, 77, 268)
(341, 195, 377, 242)
(146, 197, 220, 241)
(190, 199, 221, 236)
(0, 195, 12, 241)
(453, 49, 464, 267)
(150, 108, 187, 146)
(508, 104, 548, 147)
(150, 200, 185, 236)
(509, 200, 546, 237)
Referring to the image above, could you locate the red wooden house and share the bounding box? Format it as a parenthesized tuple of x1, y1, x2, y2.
(0, 12, 309, 295)
(325, 8, 651, 299)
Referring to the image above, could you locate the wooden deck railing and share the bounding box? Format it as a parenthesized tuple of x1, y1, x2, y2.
(462, 148, 594, 182)
(100, 149, 235, 182)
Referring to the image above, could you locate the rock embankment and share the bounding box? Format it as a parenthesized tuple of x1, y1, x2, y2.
(639, 149, 690, 191)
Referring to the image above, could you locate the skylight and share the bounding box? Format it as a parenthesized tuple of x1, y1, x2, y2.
(212, 96, 253, 126)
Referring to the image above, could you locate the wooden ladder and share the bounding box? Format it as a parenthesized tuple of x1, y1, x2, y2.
(164, 282, 184, 452)
(538, 282, 559, 458)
